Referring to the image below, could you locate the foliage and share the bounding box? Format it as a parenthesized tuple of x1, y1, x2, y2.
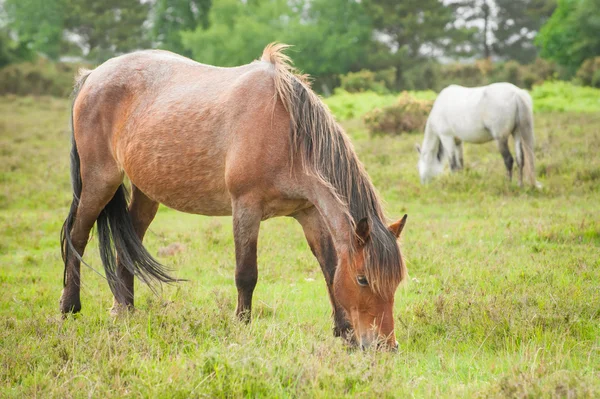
(536, 0, 600, 74)
(151, 0, 212, 56)
(180, 0, 292, 68)
(5, 0, 151, 62)
(0, 58, 87, 97)
(1, 96, 600, 397)
(339, 69, 389, 94)
(576, 57, 600, 88)
(0, 28, 33, 67)
(63, 0, 151, 62)
(4, 0, 65, 60)
(181, 0, 373, 86)
(363, 92, 433, 135)
(394, 57, 559, 92)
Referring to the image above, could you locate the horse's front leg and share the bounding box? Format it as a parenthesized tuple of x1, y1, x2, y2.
(497, 138, 514, 181)
(294, 207, 353, 340)
(232, 197, 262, 323)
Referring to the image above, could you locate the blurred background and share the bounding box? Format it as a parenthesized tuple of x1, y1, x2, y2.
(0, 0, 598, 97)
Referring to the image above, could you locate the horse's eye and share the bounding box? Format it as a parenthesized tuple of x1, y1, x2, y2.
(356, 275, 369, 286)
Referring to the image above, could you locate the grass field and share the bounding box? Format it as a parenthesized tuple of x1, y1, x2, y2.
(1, 92, 599, 398)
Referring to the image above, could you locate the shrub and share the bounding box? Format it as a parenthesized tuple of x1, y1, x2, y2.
(403, 62, 440, 91)
(436, 62, 488, 89)
(576, 57, 600, 88)
(372, 67, 396, 90)
(522, 58, 559, 88)
(433, 58, 558, 90)
(498, 60, 524, 87)
(339, 69, 389, 93)
(0, 57, 89, 97)
(363, 92, 433, 135)
(531, 81, 600, 113)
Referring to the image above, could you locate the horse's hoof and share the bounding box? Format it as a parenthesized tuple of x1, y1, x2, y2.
(235, 309, 252, 324)
(110, 299, 135, 316)
(333, 323, 355, 345)
(59, 292, 81, 315)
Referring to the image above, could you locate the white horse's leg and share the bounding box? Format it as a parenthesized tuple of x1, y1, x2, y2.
(514, 135, 524, 186)
(439, 136, 460, 172)
(497, 138, 514, 181)
(454, 138, 464, 170)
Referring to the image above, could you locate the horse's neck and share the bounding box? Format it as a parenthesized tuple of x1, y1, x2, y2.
(421, 123, 441, 159)
(307, 183, 357, 260)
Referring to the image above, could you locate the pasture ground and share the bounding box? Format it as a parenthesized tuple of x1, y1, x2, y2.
(1, 95, 599, 398)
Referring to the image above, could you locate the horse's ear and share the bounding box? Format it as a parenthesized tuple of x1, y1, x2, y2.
(388, 214, 408, 238)
(355, 217, 370, 246)
(415, 144, 421, 154)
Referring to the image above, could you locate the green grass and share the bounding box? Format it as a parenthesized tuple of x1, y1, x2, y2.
(1, 95, 599, 398)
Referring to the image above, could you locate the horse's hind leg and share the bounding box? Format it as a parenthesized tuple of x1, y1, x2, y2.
(497, 138, 514, 181)
(294, 207, 352, 340)
(514, 135, 524, 187)
(232, 196, 262, 323)
(60, 174, 121, 314)
(111, 185, 159, 314)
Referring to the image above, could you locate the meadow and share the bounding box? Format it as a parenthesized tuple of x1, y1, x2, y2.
(1, 87, 599, 398)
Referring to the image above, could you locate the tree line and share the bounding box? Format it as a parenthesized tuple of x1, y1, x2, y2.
(1, 0, 598, 91)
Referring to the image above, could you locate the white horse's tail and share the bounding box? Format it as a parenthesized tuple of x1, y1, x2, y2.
(514, 91, 538, 187)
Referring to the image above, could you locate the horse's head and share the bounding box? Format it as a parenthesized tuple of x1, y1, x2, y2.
(333, 215, 407, 350)
(416, 143, 443, 183)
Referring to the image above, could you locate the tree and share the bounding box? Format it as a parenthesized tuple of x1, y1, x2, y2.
(453, 0, 493, 58)
(494, 0, 556, 63)
(181, 0, 374, 90)
(537, 0, 600, 73)
(284, 0, 374, 89)
(151, 0, 212, 56)
(64, 0, 151, 62)
(363, 0, 473, 89)
(4, 0, 65, 60)
(453, 0, 556, 62)
(5, 0, 153, 63)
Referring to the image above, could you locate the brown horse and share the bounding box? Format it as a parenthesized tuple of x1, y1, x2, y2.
(60, 44, 408, 349)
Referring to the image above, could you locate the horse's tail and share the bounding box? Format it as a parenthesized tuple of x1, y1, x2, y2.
(96, 184, 177, 301)
(61, 69, 176, 302)
(514, 90, 538, 187)
(61, 69, 92, 286)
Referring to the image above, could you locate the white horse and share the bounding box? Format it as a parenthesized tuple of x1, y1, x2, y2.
(417, 83, 539, 187)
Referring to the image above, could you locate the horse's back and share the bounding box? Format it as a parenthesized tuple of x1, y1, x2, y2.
(73, 51, 295, 216)
(429, 83, 524, 142)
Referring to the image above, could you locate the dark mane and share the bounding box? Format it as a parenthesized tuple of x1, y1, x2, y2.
(261, 43, 405, 298)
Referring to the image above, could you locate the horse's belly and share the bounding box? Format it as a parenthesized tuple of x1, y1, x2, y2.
(121, 140, 234, 216)
(149, 184, 232, 216)
(460, 130, 493, 143)
(130, 169, 233, 216)
(447, 123, 493, 144)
